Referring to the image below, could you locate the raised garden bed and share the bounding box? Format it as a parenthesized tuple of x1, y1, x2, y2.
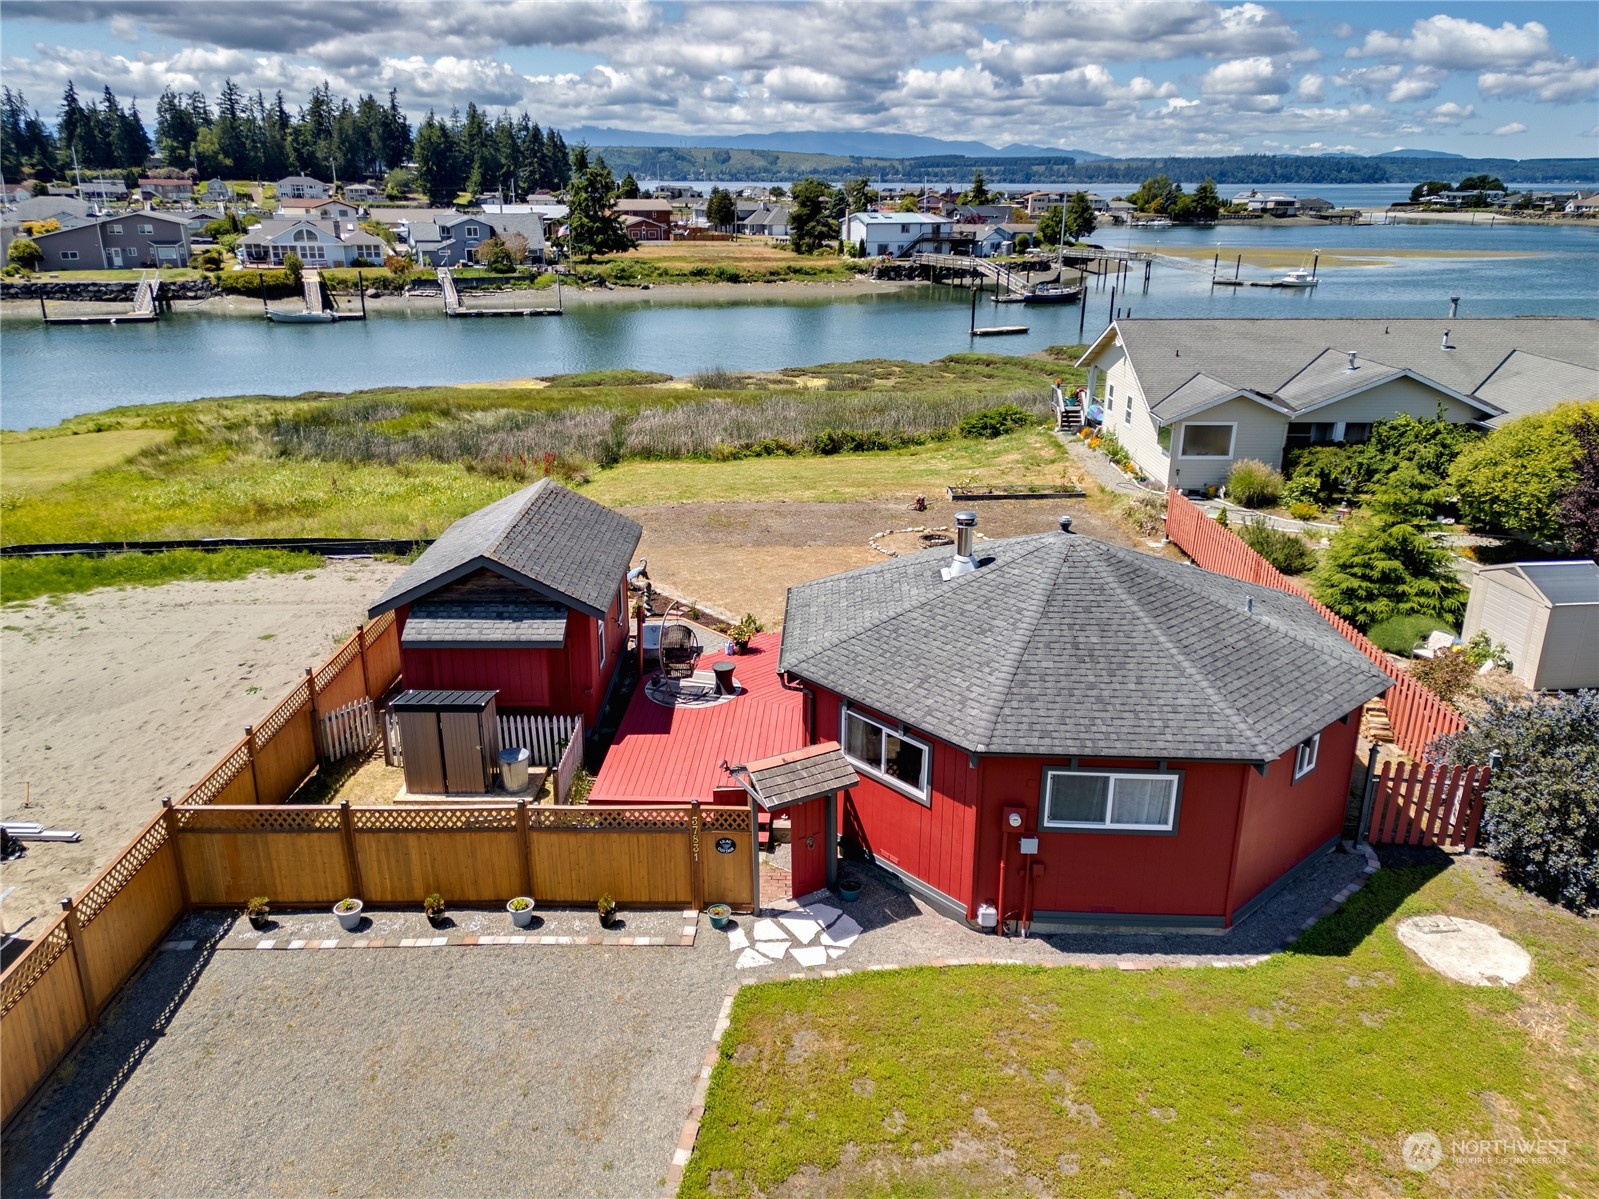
(946, 485, 1087, 501)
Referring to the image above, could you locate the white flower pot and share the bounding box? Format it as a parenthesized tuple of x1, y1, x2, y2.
(508, 898, 536, 928)
(333, 899, 363, 931)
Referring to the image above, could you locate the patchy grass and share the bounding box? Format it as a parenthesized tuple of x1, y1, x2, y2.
(682, 861, 1599, 1198)
(574, 241, 858, 285)
(3, 267, 202, 283)
(1, 429, 171, 492)
(0, 548, 323, 604)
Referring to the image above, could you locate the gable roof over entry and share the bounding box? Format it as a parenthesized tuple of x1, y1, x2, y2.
(779, 531, 1391, 763)
(368, 479, 642, 619)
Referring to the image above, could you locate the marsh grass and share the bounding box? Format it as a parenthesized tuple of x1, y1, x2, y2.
(0, 548, 322, 604)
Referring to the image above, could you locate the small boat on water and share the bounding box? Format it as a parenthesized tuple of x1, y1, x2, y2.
(1133, 217, 1172, 229)
(265, 309, 337, 323)
(1023, 282, 1082, 305)
(1277, 267, 1318, 288)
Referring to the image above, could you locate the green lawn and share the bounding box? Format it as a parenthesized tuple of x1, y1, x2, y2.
(682, 861, 1598, 1197)
(6, 267, 202, 283)
(1, 429, 171, 492)
(0, 548, 322, 605)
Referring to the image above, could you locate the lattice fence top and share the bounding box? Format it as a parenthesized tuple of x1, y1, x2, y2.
(351, 806, 519, 832)
(702, 807, 754, 831)
(368, 610, 395, 637)
(182, 745, 251, 806)
(529, 805, 694, 831)
(0, 918, 72, 1016)
(255, 682, 310, 743)
(315, 636, 362, 693)
(175, 806, 341, 832)
(77, 818, 169, 926)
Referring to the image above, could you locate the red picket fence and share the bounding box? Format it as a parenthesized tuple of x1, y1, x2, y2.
(1164, 491, 1467, 762)
(1366, 760, 1490, 849)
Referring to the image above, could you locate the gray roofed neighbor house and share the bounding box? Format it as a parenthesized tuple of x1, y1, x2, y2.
(369, 479, 642, 620)
(401, 599, 569, 649)
(1085, 318, 1597, 425)
(779, 531, 1392, 763)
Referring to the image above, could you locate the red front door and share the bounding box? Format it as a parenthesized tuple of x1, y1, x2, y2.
(788, 797, 829, 898)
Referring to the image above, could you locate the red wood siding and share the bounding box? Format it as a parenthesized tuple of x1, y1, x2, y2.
(1227, 711, 1362, 917)
(400, 645, 554, 709)
(978, 757, 1247, 922)
(813, 688, 980, 911)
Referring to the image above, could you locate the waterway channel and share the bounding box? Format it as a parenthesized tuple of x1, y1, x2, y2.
(2, 217, 1595, 430)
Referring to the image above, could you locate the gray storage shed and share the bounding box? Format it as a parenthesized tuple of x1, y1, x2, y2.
(1461, 561, 1599, 691)
(392, 689, 502, 795)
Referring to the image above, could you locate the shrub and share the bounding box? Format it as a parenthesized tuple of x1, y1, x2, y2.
(1224, 459, 1284, 509)
(1409, 649, 1478, 701)
(1097, 430, 1130, 467)
(422, 892, 445, 916)
(1124, 494, 1166, 538)
(1367, 614, 1455, 656)
(218, 268, 300, 298)
(1441, 690, 1599, 912)
(1449, 402, 1596, 543)
(958, 404, 1033, 439)
(7, 237, 42, 271)
(1462, 630, 1512, 671)
(1235, 518, 1316, 575)
(1287, 500, 1321, 521)
(691, 367, 741, 390)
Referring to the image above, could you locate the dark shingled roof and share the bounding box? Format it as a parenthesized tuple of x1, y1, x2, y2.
(368, 479, 641, 620)
(735, 742, 860, 810)
(778, 532, 1391, 763)
(401, 599, 568, 649)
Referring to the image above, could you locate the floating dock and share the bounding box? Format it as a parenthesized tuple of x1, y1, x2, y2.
(41, 273, 163, 325)
(440, 266, 562, 317)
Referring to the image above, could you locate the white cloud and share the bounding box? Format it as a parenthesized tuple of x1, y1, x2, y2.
(1425, 102, 1476, 126)
(1294, 73, 1324, 102)
(1200, 56, 1289, 97)
(1491, 122, 1527, 136)
(1479, 63, 1599, 105)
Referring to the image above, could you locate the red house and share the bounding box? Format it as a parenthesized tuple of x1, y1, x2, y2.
(776, 514, 1392, 932)
(366, 480, 641, 729)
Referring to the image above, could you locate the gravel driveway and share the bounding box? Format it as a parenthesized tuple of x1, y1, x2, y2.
(2, 914, 735, 1199)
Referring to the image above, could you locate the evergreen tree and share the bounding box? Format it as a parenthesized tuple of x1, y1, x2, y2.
(1190, 178, 1221, 221)
(1128, 174, 1182, 213)
(706, 187, 737, 230)
(412, 111, 461, 205)
(959, 168, 990, 205)
(564, 148, 634, 260)
(1037, 204, 1063, 248)
(1064, 191, 1096, 239)
(787, 177, 836, 253)
(617, 172, 640, 199)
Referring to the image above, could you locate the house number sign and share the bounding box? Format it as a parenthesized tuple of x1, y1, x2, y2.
(715, 837, 736, 854)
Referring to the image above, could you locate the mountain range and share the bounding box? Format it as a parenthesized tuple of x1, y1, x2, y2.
(566, 126, 1109, 161)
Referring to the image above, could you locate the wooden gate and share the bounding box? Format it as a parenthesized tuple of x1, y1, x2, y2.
(1366, 760, 1490, 849)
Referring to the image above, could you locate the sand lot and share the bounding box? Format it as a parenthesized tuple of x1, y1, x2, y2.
(0, 560, 405, 939)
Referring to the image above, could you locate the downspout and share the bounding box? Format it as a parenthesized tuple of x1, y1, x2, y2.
(995, 831, 1008, 937)
(1218, 761, 1259, 927)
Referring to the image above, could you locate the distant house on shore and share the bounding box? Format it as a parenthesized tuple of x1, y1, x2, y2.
(844, 211, 962, 258)
(20, 210, 191, 269)
(275, 175, 331, 200)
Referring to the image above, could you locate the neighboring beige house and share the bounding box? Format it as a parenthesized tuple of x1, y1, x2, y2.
(236, 218, 386, 267)
(275, 175, 331, 200)
(1461, 561, 1599, 691)
(1075, 318, 1599, 490)
(277, 197, 362, 221)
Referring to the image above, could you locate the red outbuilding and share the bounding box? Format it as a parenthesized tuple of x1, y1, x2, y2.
(366, 479, 641, 729)
(776, 513, 1392, 932)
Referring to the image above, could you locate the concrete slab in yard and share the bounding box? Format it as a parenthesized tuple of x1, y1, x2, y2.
(1397, 914, 1531, 987)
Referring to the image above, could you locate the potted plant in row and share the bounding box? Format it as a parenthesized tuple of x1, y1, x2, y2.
(245, 896, 270, 930)
(597, 892, 618, 929)
(730, 613, 764, 654)
(507, 896, 536, 928)
(423, 892, 446, 927)
(333, 897, 363, 931)
(707, 903, 732, 931)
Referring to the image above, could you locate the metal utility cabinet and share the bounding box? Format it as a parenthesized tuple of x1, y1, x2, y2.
(392, 689, 502, 795)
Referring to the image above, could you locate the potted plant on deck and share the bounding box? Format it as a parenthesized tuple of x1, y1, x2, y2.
(423, 892, 446, 927)
(730, 613, 763, 654)
(837, 877, 862, 902)
(507, 896, 536, 928)
(597, 892, 618, 929)
(333, 897, 363, 931)
(245, 896, 270, 930)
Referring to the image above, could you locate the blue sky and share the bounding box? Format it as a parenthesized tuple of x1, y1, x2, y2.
(2, 1, 1595, 158)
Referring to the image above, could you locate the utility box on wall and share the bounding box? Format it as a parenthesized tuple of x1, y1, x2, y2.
(392, 689, 502, 795)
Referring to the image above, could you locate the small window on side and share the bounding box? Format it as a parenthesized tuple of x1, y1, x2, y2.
(1293, 733, 1320, 781)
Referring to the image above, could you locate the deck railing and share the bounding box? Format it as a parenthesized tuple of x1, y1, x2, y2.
(1163, 490, 1467, 762)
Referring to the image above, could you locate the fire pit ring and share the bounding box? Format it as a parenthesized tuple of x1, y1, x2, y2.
(919, 532, 954, 547)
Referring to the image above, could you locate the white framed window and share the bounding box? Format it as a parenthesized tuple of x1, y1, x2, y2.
(1124, 399, 1132, 424)
(126, 247, 139, 260)
(1293, 733, 1320, 781)
(1179, 423, 1236, 458)
(60, 250, 79, 260)
(464, 225, 480, 239)
(616, 583, 626, 627)
(597, 617, 606, 668)
(841, 706, 930, 805)
(138, 223, 154, 235)
(1042, 769, 1179, 832)
(109, 223, 124, 234)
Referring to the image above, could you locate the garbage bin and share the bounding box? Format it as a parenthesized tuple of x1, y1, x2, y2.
(499, 746, 532, 793)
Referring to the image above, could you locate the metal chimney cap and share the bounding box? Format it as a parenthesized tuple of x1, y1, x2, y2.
(1058, 515, 1074, 533)
(953, 510, 978, 528)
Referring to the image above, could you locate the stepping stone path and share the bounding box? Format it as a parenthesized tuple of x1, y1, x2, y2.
(730, 903, 862, 970)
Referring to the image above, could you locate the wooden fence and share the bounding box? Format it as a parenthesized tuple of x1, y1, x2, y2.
(553, 717, 584, 803)
(499, 713, 581, 765)
(1164, 491, 1467, 761)
(0, 797, 755, 1128)
(1, 808, 186, 1128)
(1365, 760, 1490, 849)
(181, 612, 401, 806)
(320, 697, 376, 761)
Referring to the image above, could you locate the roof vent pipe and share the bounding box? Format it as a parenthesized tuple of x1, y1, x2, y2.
(1441, 329, 1453, 350)
(1346, 350, 1358, 371)
(1246, 596, 1254, 615)
(1059, 515, 1074, 534)
(1448, 296, 1460, 318)
(942, 511, 979, 580)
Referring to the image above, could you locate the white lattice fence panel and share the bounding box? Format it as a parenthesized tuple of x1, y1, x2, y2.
(320, 697, 376, 761)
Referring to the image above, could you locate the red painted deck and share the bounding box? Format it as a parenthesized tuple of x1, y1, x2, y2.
(589, 632, 804, 804)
